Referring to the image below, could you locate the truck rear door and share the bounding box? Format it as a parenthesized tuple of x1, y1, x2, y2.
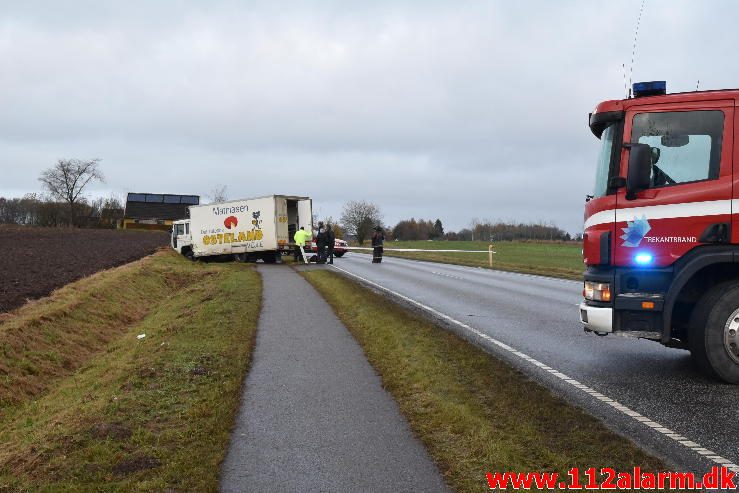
(297, 199, 313, 233)
(275, 197, 289, 249)
(614, 100, 734, 268)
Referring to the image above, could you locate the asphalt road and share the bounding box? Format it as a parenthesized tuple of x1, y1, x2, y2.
(333, 253, 739, 477)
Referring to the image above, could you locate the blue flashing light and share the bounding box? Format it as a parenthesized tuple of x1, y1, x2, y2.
(633, 81, 666, 98)
(634, 253, 653, 265)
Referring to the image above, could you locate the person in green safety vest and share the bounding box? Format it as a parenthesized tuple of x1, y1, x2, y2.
(293, 226, 311, 261)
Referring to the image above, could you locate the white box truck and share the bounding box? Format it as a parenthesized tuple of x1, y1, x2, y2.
(170, 195, 312, 263)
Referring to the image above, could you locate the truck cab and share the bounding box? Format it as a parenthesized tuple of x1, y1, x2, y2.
(580, 82, 739, 383)
(170, 219, 193, 259)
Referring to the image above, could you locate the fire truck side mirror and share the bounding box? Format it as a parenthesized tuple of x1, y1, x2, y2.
(624, 143, 652, 200)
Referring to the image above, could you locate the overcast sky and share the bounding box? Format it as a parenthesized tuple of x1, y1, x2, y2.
(2, 1, 738, 233)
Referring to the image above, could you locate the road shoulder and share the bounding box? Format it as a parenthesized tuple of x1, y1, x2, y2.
(303, 268, 667, 493)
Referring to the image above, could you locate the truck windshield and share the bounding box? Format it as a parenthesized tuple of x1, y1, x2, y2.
(593, 123, 616, 198)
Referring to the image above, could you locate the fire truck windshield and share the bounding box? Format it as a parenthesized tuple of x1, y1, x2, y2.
(592, 123, 616, 198)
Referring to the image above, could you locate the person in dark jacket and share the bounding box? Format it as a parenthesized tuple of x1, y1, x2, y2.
(326, 224, 336, 264)
(371, 226, 384, 263)
(315, 222, 327, 264)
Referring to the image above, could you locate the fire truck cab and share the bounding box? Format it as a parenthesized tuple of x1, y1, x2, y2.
(580, 81, 739, 383)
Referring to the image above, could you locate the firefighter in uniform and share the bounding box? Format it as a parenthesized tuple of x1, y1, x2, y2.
(316, 222, 327, 264)
(326, 224, 336, 264)
(371, 226, 385, 263)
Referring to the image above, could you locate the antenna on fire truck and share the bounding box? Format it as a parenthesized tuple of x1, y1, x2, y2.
(623, 63, 629, 99)
(628, 0, 647, 98)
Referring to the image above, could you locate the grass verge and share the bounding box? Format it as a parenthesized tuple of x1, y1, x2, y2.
(377, 240, 582, 279)
(304, 270, 666, 492)
(0, 251, 261, 492)
(0, 251, 202, 410)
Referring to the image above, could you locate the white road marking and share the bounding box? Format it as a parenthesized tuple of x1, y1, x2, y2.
(431, 271, 464, 281)
(330, 264, 739, 474)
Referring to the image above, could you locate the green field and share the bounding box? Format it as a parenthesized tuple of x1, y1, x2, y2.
(375, 240, 583, 279)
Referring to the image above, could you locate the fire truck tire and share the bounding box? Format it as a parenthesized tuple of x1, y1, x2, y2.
(334, 252, 345, 258)
(689, 281, 739, 384)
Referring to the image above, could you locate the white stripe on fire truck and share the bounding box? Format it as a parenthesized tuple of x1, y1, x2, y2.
(583, 199, 733, 230)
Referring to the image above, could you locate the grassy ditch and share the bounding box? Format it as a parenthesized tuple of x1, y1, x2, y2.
(0, 251, 261, 492)
(304, 270, 666, 492)
(0, 251, 201, 410)
(377, 240, 582, 279)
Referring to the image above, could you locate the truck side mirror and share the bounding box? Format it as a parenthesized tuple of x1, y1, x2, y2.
(624, 143, 652, 200)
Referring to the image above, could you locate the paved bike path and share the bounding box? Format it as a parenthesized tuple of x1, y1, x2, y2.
(220, 265, 448, 492)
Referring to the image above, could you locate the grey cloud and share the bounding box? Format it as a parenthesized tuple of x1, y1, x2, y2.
(2, 1, 739, 233)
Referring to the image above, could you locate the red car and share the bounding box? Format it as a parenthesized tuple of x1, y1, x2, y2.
(310, 238, 348, 257)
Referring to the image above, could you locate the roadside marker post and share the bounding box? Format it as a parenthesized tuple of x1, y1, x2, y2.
(489, 244, 494, 268)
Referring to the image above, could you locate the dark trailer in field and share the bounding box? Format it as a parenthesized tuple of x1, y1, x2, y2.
(122, 192, 199, 231)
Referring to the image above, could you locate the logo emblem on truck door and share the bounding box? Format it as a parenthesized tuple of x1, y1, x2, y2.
(224, 216, 238, 229)
(621, 216, 651, 247)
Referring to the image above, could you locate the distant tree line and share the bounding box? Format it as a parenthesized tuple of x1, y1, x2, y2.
(465, 219, 572, 241)
(392, 218, 444, 241)
(388, 217, 574, 242)
(1, 158, 116, 228)
(0, 193, 124, 228)
(335, 200, 577, 244)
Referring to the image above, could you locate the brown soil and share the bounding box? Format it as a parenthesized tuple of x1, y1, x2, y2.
(112, 455, 161, 476)
(89, 422, 133, 441)
(0, 226, 168, 312)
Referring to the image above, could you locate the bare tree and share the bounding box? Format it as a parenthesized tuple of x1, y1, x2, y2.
(322, 215, 345, 239)
(38, 158, 104, 226)
(208, 185, 228, 203)
(340, 200, 382, 245)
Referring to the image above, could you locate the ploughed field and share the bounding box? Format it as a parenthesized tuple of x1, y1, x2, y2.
(0, 226, 169, 312)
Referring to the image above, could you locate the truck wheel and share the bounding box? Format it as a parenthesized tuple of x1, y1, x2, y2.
(334, 252, 345, 258)
(689, 281, 739, 384)
(183, 248, 195, 261)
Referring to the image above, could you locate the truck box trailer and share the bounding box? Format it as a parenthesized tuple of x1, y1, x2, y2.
(170, 195, 312, 263)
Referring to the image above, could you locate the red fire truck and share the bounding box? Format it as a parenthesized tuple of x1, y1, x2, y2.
(580, 81, 739, 383)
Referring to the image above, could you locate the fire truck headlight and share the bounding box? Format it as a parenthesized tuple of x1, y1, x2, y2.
(634, 253, 653, 265)
(583, 282, 611, 302)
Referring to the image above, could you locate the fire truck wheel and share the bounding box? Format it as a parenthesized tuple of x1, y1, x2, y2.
(689, 281, 739, 384)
